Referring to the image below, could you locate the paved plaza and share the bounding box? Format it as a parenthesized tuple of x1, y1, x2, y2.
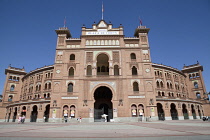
(0, 120, 210, 140)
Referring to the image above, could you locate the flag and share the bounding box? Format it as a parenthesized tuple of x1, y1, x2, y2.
(139, 17, 143, 26)
(102, 2, 104, 12)
(140, 19, 142, 25)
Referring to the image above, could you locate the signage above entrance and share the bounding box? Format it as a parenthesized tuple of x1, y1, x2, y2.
(86, 31, 119, 35)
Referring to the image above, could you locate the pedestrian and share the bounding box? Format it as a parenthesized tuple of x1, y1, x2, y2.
(18, 115, 22, 124)
(21, 115, 25, 123)
(77, 116, 82, 123)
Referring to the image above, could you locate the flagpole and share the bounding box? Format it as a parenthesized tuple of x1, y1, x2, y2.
(64, 16, 66, 27)
(102, 1, 104, 20)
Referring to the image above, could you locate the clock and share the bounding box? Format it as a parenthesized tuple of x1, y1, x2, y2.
(145, 68, 150, 73)
(56, 70, 61, 74)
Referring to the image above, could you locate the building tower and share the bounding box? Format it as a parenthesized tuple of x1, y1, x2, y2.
(0, 66, 26, 122)
(182, 62, 210, 116)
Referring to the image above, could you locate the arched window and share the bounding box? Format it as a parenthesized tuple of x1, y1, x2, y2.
(194, 82, 198, 88)
(67, 83, 73, 92)
(114, 65, 119, 76)
(10, 85, 15, 91)
(39, 85, 41, 91)
(170, 83, 173, 89)
(45, 83, 48, 89)
(87, 65, 92, 76)
(196, 92, 201, 99)
(48, 83, 51, 89)
(132, 66, 137, 75)
(130, 53, 136, 60)
(69, 67, 74, 76)
(8, 95, 13, 102)
(160, 81, 164, 88)
(167, 82, 170, 89)
(47, 93, 50, 98)
(70, 54, 75, 60)
(158, 91, 161, 96)
(133, 82, 139, 91)
(97, 53, 109, 75)
(156, 81, 160, 88)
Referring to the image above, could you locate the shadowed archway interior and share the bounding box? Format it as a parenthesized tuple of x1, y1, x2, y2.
(94, 86, 113, 122)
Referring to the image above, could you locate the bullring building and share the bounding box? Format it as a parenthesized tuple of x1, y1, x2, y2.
(0, 20, 209, 122)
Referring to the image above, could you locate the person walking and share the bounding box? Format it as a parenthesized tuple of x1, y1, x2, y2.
(18, 115, 22, 124)
(21, 115, 25, 123)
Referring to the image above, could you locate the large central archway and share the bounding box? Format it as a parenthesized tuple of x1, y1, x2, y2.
(94, 86, 113, 122)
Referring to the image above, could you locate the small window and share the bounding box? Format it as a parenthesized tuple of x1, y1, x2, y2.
(167, 82, 170, 89)
(114, 65, 119, 76)
(10, 85, 15, 91)
(133, 82, 139, 91)
(45, 83, 48, 89)
(8, 95, 13, 102)
(69, 67, 74, 76)
(67, 83, 73, 92)
(196, 92, 201, 99)
(160, 81, 164, 88)
(132, 66, 137, 75)
(70, 54, 75, 60)
(48, 83, 51, 89)
(156, 81, 160, 88)
(194, 82, 198, 88)
(130, 53, 136, 60)
(87, 65, 92, 76)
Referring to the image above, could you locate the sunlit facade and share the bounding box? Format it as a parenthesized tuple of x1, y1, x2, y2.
(0, 20, 209, 122)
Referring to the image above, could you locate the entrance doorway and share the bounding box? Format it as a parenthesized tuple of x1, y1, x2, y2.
(94, 86, 113, 122)
(157, 103, 165, 120)
(12, 107, 17, 122)
(191, 105, 196, 119)
(182, 104, 189, 119)
(170, 103, 178, 120)
(44, 104, 50, 122)
(31, 105, 38, 122)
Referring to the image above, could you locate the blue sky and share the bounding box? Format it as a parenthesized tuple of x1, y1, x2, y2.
(0, 0, 210, 94)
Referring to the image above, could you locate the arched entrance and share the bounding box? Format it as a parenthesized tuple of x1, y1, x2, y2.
(191, 104, 196, 119)
(197, 106, 201, 119)
(44, 104, 50, 122)
(63, 105, 69, 123)
(7, 108, 11, 122)
(182, 104, 189, 119)
(12, 107, 17, 122)
(94, 86, 113, 122)
(31, 105, 38, 122)
(157, 103, 165, 120)
(21, 106, 26, 116)
(170, 103, 178, 120)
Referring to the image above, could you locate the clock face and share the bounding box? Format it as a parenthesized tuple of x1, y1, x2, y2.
(56, 70, 60, 74)
(145, 68, 150, 73)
